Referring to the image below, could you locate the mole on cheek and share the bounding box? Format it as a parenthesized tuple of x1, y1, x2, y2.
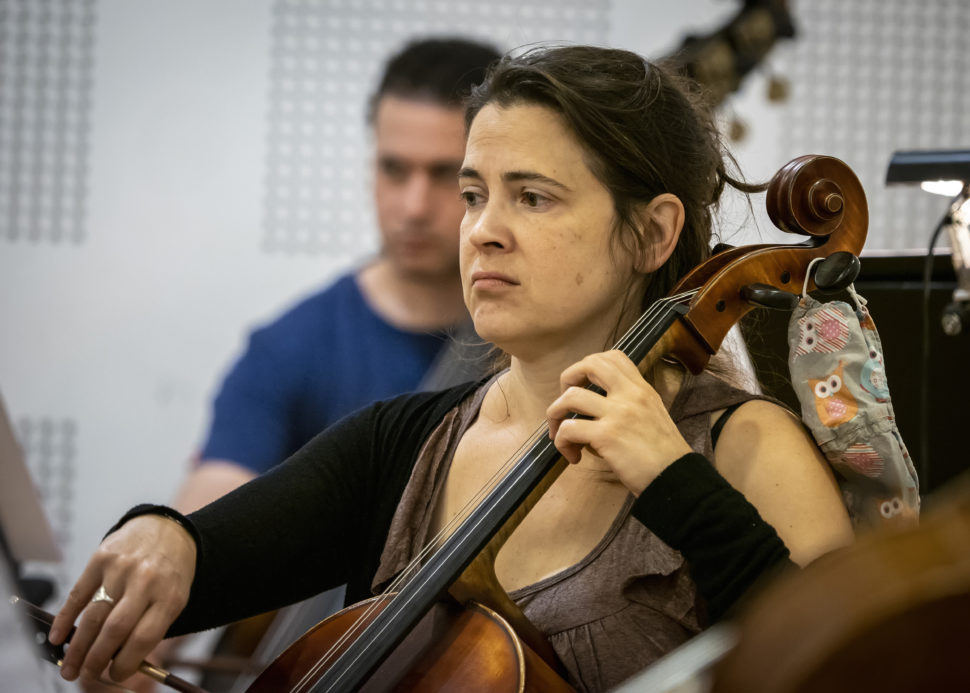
(575, 273, 584, 286)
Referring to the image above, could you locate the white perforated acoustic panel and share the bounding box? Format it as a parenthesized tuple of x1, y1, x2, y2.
(262, 0, 611, 257)
(776, 0, 970, 251)
(16, 416, 77, 556)
(0, 0, 96, 245)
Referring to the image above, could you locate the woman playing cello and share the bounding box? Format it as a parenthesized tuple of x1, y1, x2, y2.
(51, 45, 854, 692)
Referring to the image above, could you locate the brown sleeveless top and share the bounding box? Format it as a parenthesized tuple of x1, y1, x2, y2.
(373, 370, 764, 692)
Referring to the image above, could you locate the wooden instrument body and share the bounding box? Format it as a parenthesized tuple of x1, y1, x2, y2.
(712, 480, 970, 692)
(246, 597, 574, 692)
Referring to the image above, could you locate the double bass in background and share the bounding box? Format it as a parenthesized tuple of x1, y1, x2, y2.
(45, 45, 863, 692)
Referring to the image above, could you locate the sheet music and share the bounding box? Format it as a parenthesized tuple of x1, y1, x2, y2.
(0, 391, 61, 563)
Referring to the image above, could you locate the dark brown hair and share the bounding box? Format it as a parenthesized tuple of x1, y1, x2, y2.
(465, 45, 762, 315)
(367, 37, 500, 123)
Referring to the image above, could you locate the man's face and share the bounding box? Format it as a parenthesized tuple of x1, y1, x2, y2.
(373, 96, 467, 281)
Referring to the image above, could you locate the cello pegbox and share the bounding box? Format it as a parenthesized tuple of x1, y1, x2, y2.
(740, 283, 800, 310)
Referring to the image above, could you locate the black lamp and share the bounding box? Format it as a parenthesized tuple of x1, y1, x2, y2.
(886, 149, 970, 336)
(886, 149, 970, 196)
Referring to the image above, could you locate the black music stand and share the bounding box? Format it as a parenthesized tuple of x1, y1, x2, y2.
(0, 390, 63, 688)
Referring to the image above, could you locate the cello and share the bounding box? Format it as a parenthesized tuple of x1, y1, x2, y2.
(21, 154, 867, 691)
(238, 154, 868, 692)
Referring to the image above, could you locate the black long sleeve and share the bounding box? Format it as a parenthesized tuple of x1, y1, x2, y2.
(108, 384, 478, 637)
(631, 452, 795, 621)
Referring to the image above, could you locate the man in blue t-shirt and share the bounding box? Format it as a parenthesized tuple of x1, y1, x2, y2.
(174, 37, 501, 512)
(100, 37, 501, 693)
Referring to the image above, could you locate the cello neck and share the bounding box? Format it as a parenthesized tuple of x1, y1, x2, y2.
(309, 295, 692, 693)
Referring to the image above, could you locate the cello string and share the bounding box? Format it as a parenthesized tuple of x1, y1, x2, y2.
(288, 291, 696, 693)
(350, 291, 690, 601)
(388, 289, 694, 576)
(289, 291, 694, 693)
(290, 290, 696, 691)
(286, 424, 556, 692)
(381, 292, 697, 597)
(284, 394, 560, 691)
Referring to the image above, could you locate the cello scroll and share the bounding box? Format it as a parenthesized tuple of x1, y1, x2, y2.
(655, 154, 868, 375)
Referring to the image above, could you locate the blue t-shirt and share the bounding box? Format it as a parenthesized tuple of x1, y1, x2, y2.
(199, 273, 449, 473)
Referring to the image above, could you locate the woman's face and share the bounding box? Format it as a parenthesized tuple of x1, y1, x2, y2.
(458, 103, 645, 360)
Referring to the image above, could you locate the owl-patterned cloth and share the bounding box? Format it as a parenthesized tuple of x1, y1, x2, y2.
(788, 291, 919, 531)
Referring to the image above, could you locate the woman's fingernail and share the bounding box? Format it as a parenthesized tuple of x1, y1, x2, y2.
(60, 665, 76, 679)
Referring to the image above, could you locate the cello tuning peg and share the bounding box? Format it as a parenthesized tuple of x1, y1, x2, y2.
(766, 74, 790, 102)
(740, 283, 800, 310)
(813, 251, 861, 293)
(728, 116, 747, 142)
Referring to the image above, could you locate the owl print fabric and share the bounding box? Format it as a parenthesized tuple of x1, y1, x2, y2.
(788, 290, 920, 531)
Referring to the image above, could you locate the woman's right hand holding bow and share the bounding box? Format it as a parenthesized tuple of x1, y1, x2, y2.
(49, 514, 197, 685)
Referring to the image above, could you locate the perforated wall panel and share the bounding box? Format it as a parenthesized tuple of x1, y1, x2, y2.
(0, 0, 96, 245)
(777, 0, 970, 250)
(15, 416, 77, 557)
(262, 0, 610, 256)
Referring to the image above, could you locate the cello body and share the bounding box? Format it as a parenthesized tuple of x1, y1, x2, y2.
(246, 597, 574, 692)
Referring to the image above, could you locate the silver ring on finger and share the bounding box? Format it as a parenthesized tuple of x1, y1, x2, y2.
(90, 585, 117, 607)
